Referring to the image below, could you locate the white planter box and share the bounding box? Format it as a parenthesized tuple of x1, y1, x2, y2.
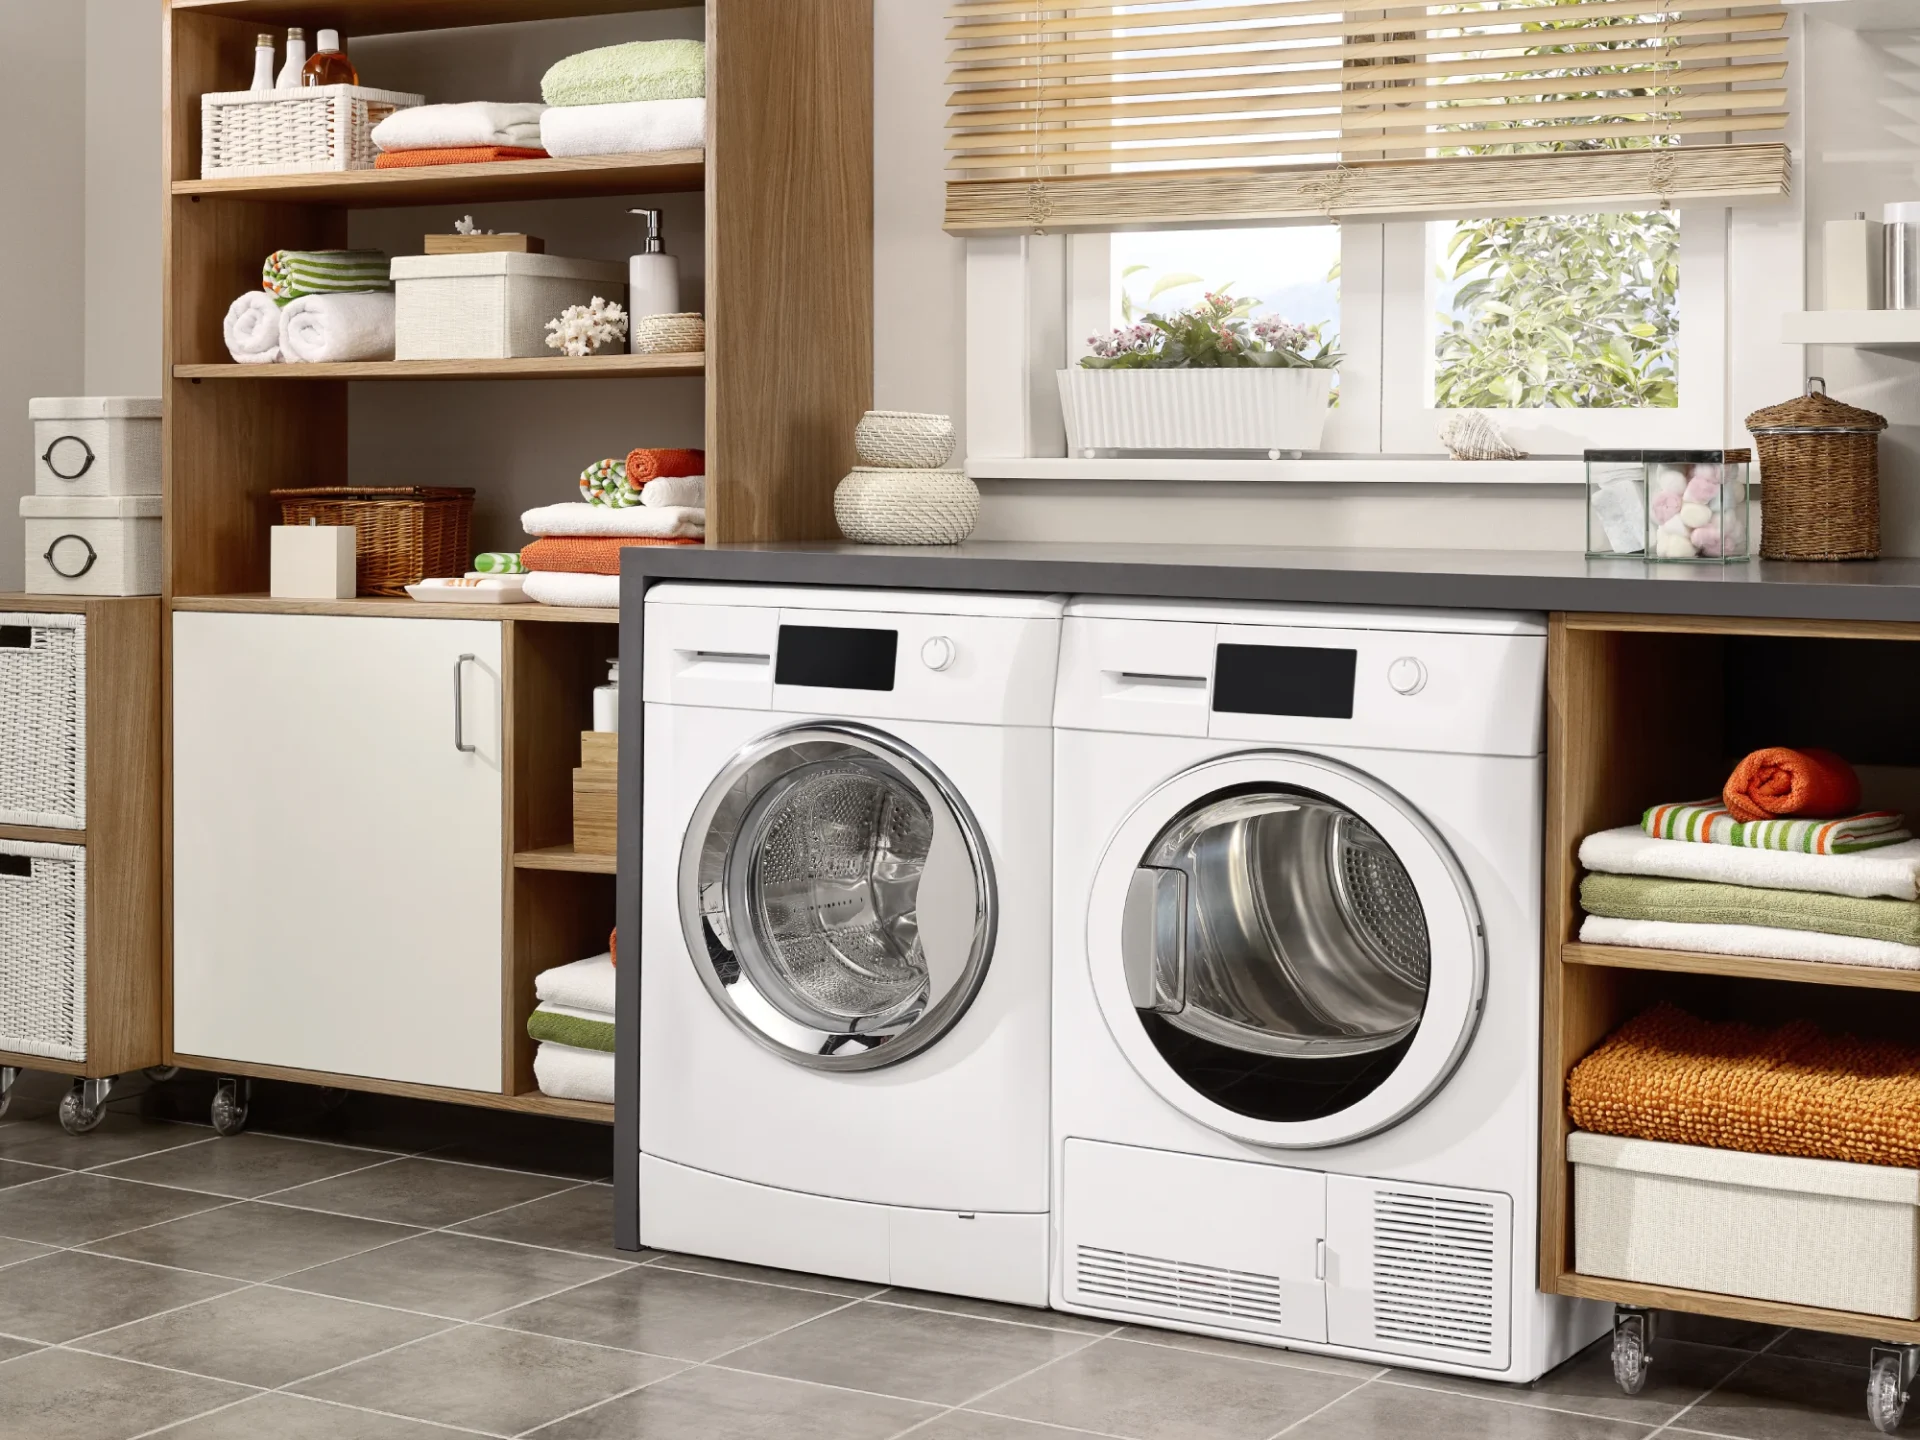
(22, 496, 162, 597)
(393, 253, 628, 360)
(1057, 367, 1334, 455)
(1570, 1130, 1920, 1319)
(30, 396, 161, 497)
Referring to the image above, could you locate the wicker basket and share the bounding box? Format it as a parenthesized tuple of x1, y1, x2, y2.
(0, 612, 86, 830)
(631, 313, 705, 355)
(855, 411, 957, 470)
(0, 839, 87, 1063)
(201, 86, 424, 178)
(272, 488, 475, 597)
(1746, 379, 1888, 561)
(834, 468, 979, 545)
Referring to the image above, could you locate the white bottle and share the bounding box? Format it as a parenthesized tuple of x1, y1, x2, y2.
(275, 27, 308, 90)
(627, 209, 681, 349)
(593, 661, 620, 734)
(249, 33, 276, 94)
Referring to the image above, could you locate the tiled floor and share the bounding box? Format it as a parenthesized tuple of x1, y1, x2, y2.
(0, 1071, 1900, 1439)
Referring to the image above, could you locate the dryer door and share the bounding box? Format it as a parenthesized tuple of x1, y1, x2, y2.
(680, 721, 996, 1071)
(1088, 751, 1485, 1148)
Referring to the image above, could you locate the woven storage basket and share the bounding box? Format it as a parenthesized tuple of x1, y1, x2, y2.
(272, 488, 474, 596)
(200, 86, 424, 178)
(834, 468, 979, 545)
(631, 313, 705, 355)
(0, 840, 87, 1063)
(1746, 379, 1888, 561)
(855, 411, 957, 469)
(0, 612, 85, 830)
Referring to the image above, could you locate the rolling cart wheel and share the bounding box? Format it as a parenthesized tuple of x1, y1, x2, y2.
(1611, 1306, 1652, 1396)
(143, 1066, 181, 1083)
(0, 1066, 18, 1120)
(211, 1078, 250, 1137)
(319, 1086, 352, 1114)
(58, 1083, 106, 1136)
(1869, 1346, 1919, 1433)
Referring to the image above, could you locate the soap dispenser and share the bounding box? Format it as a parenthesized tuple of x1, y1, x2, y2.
(626, 208, 681, 348)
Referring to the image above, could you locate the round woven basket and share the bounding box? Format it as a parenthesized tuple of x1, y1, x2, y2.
(854, 411, 956, 470)
(834, 468, 978, 545)
(1746, 379, 1888, 561)
(631, 313, 705, 355)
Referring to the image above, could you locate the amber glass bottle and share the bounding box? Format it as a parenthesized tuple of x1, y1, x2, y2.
(301, 29, 358, 86)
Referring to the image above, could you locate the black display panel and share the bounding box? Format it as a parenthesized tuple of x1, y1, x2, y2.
(1213, 643, 1357, 719)
(775, 625, 898, 691)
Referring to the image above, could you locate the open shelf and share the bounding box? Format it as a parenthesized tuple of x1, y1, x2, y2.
(516, 843, 617, 876)
(175, 150, 704, 208)
(1782, 310, 1920, 353)
(174, 354, 704, 382)
(172, 595, 620, 624)
(172, 0, 695, 33)
(1564, 940, 1920, 994)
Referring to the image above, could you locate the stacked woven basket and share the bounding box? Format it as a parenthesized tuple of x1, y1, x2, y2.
(834, 411, 978, 545)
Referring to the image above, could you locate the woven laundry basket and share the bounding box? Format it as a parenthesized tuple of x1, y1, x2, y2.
(0, 611, 85, 830)
(273, 488, 474, 596)
(30, 397, 161, 497)
(1746, 379, 1888, 561)
(392, 253, 627, 360)
(200, 85, 423, 178)
(855, 411, 956, 470)
(834, 469, 979, 545)
(631, 313, 705, 355)
(0, 840, 87, 1063)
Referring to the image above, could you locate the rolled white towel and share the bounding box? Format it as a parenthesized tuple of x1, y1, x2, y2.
(281, 292, 396, 364)
(533, 1041, 615, 1104)
(521, 501, 703, 538)
(640, 473, 704, 509)
(523, 572, 620, 608)
(540, 98, 706, 158)
(372, 101, 548, 152)
(224, 291, 284, 364)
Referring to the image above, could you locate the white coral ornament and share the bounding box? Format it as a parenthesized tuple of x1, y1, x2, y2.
(545, 296, 630, 358)
(1439, 411, 1528, 461)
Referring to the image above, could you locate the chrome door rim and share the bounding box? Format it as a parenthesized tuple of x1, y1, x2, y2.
(679, 721, 997, 1072)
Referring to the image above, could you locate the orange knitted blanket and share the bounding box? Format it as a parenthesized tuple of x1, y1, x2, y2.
(374, 146, 548, 169)
(522, 536, 700, 575)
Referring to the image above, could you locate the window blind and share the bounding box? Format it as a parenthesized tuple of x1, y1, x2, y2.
(943, 1, 1791, 232)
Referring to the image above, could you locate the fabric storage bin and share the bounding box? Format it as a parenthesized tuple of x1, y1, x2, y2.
(1570, 1131, 1920, 1318)
(201, 85, 424, 178)
(0, 840, 88, 1063)
(0, 611, 85, 830)
(21, 496, 162, 597)
(393, 253, 628, 359)
(30, 397, 161, 497)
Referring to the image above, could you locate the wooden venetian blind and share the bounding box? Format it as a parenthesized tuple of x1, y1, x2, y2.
(944, 1, 1791, 233)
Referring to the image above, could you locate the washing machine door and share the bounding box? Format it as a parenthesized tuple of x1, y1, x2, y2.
(1087, 750, 1485, 1148)
(679, 721, 996, 1071)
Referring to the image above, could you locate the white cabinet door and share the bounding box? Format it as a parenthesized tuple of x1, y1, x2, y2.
(173, 612, 504, 1092)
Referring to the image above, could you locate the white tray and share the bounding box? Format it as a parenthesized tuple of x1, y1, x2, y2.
(406, 574, 530, 605)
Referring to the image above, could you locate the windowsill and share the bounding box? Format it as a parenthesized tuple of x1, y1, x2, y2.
(965, 456, 1588, 486)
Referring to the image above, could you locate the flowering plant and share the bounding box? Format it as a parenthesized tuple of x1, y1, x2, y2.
(1079, 290, 1340, 371)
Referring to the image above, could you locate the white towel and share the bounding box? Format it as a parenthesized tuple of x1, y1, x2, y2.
(641, 474, 705, 509)
(1580, 914, 1920, 972)
(224, 291, 283, 364)
(372, 101, 548, 152)
(534, 1041, 615, 1104)
(522, 502, 704, 538)
(540, 98, 706, 158)
(534, 952, 615, 1014)
(524, 573, 621, 608)
(281, 292, 396, 363)
(1580, 825, 1920, 902)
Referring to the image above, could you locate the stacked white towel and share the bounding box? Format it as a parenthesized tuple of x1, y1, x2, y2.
(372, 101, 548, 152)
(539, 98, 706, 158)
(531, 953, 615, 1104)
(522, 501, 704, 539)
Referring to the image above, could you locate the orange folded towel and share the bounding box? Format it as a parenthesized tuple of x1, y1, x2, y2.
(625, 448, 705, 489)
(373, 146, 549, 169)
(522, 536, 700, 575)
(1723, 746, 1861, 822)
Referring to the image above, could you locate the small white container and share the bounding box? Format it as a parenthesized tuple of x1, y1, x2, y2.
(392, 253, 628, 360)
(271, 523, 357, 600)
(21, 495, 162, 597)
(834, 468, 980, 545)
(30, 396, 161, 497)
(1057, 367, 1334, 455)
(1826, 215, 1885, 311)
(593, 661, 620, 734)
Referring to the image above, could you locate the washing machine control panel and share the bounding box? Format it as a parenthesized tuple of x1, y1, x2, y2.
(921, 635, 956, 672)
(1387, 656, 1428, 696)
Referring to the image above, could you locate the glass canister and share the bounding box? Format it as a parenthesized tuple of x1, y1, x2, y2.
(1585, 450, 1751, 562)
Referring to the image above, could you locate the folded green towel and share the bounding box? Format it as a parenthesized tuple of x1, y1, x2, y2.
(1581, 871, 1920, 947)
(528, 1004, 614, 1054)
(473, 552, 526, 575)
(541, 40, 706, 106)
(263, 249, 392, 300)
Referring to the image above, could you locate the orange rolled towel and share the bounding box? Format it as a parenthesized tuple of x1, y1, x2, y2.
(373, 146, 548, 169)
(625, 448, 705, 489)
(1723, 746, 1861, 822)
(522, 536, 701, 575)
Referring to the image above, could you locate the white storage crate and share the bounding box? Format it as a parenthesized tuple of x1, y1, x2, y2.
(22, 496, 162, 597)
(393, 253, 628, 360)
(0, 611, 86, 830)
(0, 840, 87, 1063)
(200, 85, 424, 178)
(1571, 1130, 1920, 1318)
(30, 397, 161, 497)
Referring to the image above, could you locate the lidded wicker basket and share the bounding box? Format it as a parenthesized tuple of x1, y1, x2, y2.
(1746, 379, 1888, 561)
(272, 487, 474, 596)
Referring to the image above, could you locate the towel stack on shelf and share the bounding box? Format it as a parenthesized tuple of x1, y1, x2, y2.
(222, 250, 396, 364)
(370, 101, 549, 167)
(530, 949, 615, 1104)
(538, 40, 707, 158)
(520, 448, 706, 608)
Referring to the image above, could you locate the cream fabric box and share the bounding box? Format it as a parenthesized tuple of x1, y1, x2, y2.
(30, 396, 161, 497)
(1571, 1130, 1920, 1319)
(22, 496, 162, 597)
(392, 253, 627, 360)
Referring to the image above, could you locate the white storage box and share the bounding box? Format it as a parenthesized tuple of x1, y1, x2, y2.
(1571, 1130, 1920, 1318)
(393, 253, 628, 360)
(200, 85, 424, 178)
(22, 496, 162, 597)
(0, 839, 87, 1063)
(0, 611, 85, 830)
(30, 396, 161, 497)
(1057, 367, 1334, 455)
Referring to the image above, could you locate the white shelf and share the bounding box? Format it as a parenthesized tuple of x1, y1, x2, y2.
(1782, 311, 1920, 352)
(965, 456, 1587, 486)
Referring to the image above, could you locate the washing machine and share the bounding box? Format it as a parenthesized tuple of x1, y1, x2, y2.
(1051, 597, 1605, 1380)
(640, 583, 1062, 1304)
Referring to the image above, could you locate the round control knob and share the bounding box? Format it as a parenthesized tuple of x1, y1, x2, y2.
(921, 635, 957, 672)
(1387, 657, 1428, 696)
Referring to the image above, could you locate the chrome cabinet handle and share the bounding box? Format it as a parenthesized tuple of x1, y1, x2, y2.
(44, 534, 97, 579)
(453, 653, 476, 753)
(1121, 865, 1187, 1015)
(41, 435, 95, 480)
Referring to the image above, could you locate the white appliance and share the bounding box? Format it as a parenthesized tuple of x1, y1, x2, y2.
(1050, 598, 1605, 1379)
(640, 583, 1063, 1304)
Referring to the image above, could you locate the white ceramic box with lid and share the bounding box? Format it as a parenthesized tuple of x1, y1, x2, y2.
(30, 397, 162, 497)
(392, 253, 628, 359)
(22, 496, 163, 596)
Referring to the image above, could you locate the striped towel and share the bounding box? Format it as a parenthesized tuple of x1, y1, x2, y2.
(580, 458, 639, 508)
(262, 250, 392, 301)
(1642, 800, 1911, 855)
(472, 552, 526, 575)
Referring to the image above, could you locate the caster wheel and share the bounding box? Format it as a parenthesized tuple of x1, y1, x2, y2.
(143, 1066, 181, 1083)
(1872, 1350, 1915, 1433)
(211, 1082, 249, 1137)
(58, 1089, 104, 1136)
(1611, 1320, 1651, 1396)
(319, 1086, 352, 1113)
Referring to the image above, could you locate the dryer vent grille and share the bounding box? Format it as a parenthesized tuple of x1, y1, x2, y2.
(1074, 1245, 1285, 1326)
(1370, 1189, 1499, 1356)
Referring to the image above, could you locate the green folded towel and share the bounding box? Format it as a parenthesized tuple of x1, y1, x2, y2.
(528, 1005, 614, 1054)
(263, 249, 392, 300)
(541, 40, 706, 106)
(1581, 871, 1920, 947)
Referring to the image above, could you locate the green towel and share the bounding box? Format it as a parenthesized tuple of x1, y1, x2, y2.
(473, 552, 526, 575)
(1581, 871, 1920, 947)
(263, 249, 392, 300)
(541, 40, 706, 106)
(528, 1006, 614, 1054)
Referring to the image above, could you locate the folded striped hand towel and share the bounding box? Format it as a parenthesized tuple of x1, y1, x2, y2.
(262, 249, 392, 300)
(1642, 800, 1910, 854)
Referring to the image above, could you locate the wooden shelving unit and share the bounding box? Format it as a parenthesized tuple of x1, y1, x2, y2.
(173, 148, 704, 206)
(173, 355, 706, 381)
(515, 844, 617, 876)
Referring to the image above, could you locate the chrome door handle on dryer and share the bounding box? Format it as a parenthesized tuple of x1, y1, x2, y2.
(453, 653, 477, 753)
(1122, 866, 1187, 1015)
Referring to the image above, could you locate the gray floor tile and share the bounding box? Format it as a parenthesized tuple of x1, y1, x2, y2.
(0, 1249, 243, 1344)
(283, 1229, 624, 1321)
(449, 1183, 630, 1262)
(427, 1121, 615, 1183)
(0, 1160, 59, 1191)
(876, 1289, 1119, 1335)
(1111, 1325, 1388, 1380)
(272, 1156, 578, 1227)
(726, 1299, 1096, 1406)
(530, 1362, 940, 1438)
(0, 1334, 42, 1363)
(498, 1263, 852, 1362)
(0, 1345, 252, 1440)
(0, 1235, 53, 1270)
(1385, 1336, 1750, 1427)
(0, 1170, 228, 1246)
(918, 1416, 1116, 1440)
(96, 1132, 394, 1199)
(149, 1392, 480, 1438)
(643, 1250, 890, 1298)
(0, 1112, 211, 1171)
(1294, 1382, 1655, 1438)
(1668, 1353, 1881, 1438)
(294, 1322, 682, 1435)
(976, 1335, 1356, 1440)
(81, 1199, 422, 1282)
(78, 1282, 454, 1389)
